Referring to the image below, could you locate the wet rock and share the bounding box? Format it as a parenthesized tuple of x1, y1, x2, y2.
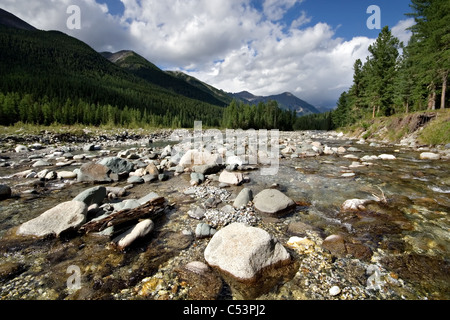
(15, 145, 29, 153)
(341, 199, 370, 211)
(127, 176, 144, 184)
(57, 171, 77, 179)
(32, 160, 51, 168)
(98, 157, 134, 175)
(17, 201, 87, 237)
(77, 162, 112, 183)
(73, 186, 107, 206)
(145, 162, 159, 176)
(158, 172, 169, 181)
(193, 164, 222, 175)
(253, 189, 295, 216)
(322, 234, 372, 261)
(190, 172, 205, 186)
(219, 170, 243, 185)
(179, 150, 222, 167)
(322, 234, 347, 257)
(106, 187, 127, 198)
(195, 223, 216, 239)
(176, 261, 223, 300)
(419, 152, 440, 160)
(114, 199, 142, 211)
(378, 154, 396, 160)
(188, 206, 206, 220)
(204, 223, 295, 299)
(0, 184, 12, 200)
(205, 223, 291, 280)
(112, 219, 154, 250)
(286, 221, 321, 237)
(44, 171, 57, 180)
(83, 144, 96, 151)
(233, 188, 253, 208)
(286, 236, 316, 254)
(138, 192, 160, 205)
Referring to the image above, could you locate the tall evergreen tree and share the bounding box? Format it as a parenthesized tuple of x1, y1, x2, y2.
(406, 0, 450, 109)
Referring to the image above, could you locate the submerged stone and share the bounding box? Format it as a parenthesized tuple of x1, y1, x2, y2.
(204, 223, 296, 299)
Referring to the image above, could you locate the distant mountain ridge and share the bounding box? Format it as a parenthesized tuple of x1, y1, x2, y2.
(101, 50, 231, 107)
(231, 91, 320, 116)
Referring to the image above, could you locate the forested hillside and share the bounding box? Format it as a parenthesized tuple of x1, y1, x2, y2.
(102, 50, 231, 107)
(0, 25, 224, 128)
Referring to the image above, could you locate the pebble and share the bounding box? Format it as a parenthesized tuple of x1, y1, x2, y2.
(329, 286, 341, 296)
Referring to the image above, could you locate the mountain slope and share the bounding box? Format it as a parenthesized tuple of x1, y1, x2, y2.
(232, 91, 320, 116)
(166, 70, 233, 105)
(0, 8, 36, 31)
(101, 50, 230, 107)
(0, 10, 224, 127)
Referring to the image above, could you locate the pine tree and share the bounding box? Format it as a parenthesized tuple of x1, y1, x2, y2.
(407, 0, 450, 109)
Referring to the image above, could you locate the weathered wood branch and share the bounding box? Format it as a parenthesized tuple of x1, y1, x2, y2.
(80, 196, 168, 234)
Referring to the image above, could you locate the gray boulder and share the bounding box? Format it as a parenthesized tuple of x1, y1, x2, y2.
(73, 186, 106, 206)
(253, 189, 296, 216)
(219, 170, 243, 186)
(204, 223, 291, 280)
(233, 188, 253, 208)
(17, 201, 87, 237)
(98, 157, 134, 174)
(77, 162, 112, 183)
(195, 223, 216, 239)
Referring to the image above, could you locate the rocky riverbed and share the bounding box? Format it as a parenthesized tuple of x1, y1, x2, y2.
(0, 129, 449, 300)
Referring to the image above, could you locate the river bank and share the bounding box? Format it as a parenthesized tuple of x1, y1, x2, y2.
(0, 127, 449, 300)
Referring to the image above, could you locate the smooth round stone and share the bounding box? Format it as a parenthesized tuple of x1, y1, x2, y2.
(329, 286, 341, 296)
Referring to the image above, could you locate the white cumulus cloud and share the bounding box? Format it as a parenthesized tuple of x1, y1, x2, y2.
(2, 0, 392, 107)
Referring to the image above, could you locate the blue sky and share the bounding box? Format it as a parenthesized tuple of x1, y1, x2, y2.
(96, 0, 413, 41)
(2, 0, 416, 107)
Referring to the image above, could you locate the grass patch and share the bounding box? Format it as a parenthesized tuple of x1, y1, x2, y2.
(418, 112, 450, 145)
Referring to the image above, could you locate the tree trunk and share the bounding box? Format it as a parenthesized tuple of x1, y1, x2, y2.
(372, 105, 376, 118)
(427, 83, 436, 110)
(404, 101, 409, 114)
(441, 71, 448, 110)
(80, 196, 168, 234)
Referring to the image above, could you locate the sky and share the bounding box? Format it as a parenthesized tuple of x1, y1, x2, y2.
(0, 0, 415, 108)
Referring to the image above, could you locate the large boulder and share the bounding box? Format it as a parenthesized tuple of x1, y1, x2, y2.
(73, 186, 106, 206)
(204, 223, 295, 299)
(204, 223, 291, 280)
(17, 201, 87, 237)
(218, 170, 243, 186)
(77, 163, 112, 183)
(253, 189, 296, 216)
(98, 157, 135, 174)
(179, 150, 222, 167)
(233, 188, 253, 208)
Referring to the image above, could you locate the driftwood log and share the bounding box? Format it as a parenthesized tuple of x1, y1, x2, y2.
(80, 196, 169, 234)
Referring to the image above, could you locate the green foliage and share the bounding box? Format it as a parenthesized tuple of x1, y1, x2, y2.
(293, 112, 333, 131)
(221, 99, 296, 131)
(332, 0, 449, 129)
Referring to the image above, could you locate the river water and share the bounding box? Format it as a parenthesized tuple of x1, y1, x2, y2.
(0, 131, 449, 300)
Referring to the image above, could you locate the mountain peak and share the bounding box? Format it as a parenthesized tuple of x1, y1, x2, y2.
(0, 8, 37, 31)
(231, 90, 320, 116)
